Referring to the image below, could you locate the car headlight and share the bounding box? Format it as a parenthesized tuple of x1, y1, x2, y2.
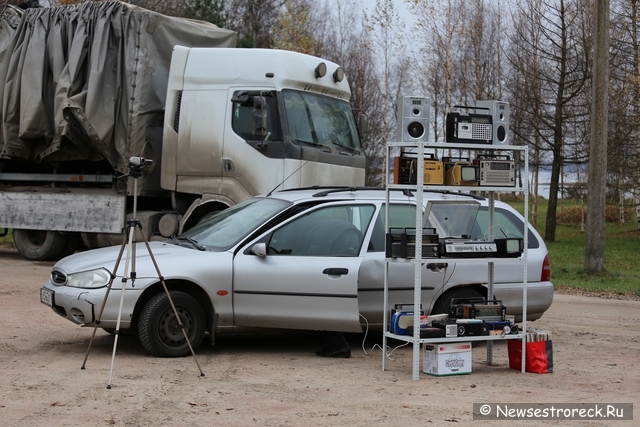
(66, 268, 112, 289)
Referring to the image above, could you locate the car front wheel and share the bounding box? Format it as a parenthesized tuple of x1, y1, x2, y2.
(138, 291, 205, 357)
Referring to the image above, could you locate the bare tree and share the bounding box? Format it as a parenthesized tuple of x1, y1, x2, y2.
(610, 0, 640, 229)
(319, 1, 387, 186)
(271, 0, 322, 55)
(408, 0, 463, 142)
(226, 0, 285, 47)
(507, 0, 591, 242)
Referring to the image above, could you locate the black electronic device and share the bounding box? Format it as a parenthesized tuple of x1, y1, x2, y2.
(494, 237, 524, 258)
(455, 321, 490, 337)
(484, 320, 517, 334)
(405, 228, 439, 258)
(405, 326, 446, 339)
(385, 228, 439, 259)
(445, 107, 493, 144)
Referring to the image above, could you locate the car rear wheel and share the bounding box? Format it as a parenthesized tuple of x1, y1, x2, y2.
(432, 287, 483, 315)
(138, 291, 205, 357)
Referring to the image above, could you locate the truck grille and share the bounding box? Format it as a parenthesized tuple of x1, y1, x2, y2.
(51, 270, 67, 285)
(174, 91, 182, 132)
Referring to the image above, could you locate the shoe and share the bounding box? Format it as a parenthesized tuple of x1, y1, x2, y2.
(315, 346, 351, 358)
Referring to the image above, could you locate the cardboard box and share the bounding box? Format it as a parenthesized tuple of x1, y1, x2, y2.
(423, 342, 472, 376)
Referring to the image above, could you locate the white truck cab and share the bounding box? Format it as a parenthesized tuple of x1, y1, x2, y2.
(161, 47, 366, 233)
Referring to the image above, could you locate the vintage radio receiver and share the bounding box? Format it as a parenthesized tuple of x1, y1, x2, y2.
(385, 227, 439, 259)
(439, 238, 497, 258)
(475, 155, 515, 187)
(393, 155, 444, 185)
(445, 108, 493, 144)
(444, 161, 479, 186)
(449, 298, 506, 321)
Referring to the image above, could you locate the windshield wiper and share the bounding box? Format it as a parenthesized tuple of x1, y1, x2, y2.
(331, 140, 360, 154)
(294, 139, 331, 152)
(169, 236, 206, 251)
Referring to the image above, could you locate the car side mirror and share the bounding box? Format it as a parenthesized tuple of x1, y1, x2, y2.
(251, 242, 267, 257)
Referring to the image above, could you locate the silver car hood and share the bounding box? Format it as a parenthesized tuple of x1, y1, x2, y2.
(52, 242, 217, 278)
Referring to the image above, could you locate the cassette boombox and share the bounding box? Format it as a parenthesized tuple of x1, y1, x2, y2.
(393, 156, 444, 185)
(445, 111, 493, 144)
(474, 155, 515, 187)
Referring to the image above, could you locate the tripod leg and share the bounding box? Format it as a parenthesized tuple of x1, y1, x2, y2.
(81, 225, 131, 370)
(106, 221, 137, 389)
(137, 227, 205, 377)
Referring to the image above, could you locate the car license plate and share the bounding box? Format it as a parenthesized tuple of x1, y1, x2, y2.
(41, 288, 54, 307)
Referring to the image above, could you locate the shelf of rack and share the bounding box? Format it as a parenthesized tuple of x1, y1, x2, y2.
(381, 140, 529, 380)
(386, 332, 525, 344)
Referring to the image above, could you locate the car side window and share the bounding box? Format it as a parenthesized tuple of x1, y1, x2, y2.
(268, 205, 375, 256)
(368, 204, 417, 252)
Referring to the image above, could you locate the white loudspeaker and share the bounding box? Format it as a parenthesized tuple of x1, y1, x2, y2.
(475, 100, 510, 145)
(397, 96, 430, 142)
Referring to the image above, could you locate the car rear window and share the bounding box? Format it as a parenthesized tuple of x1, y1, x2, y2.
(471, 207, 539, 249)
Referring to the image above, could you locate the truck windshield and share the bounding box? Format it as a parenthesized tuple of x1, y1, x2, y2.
(283, 90, 361, 153)
(177, 197, 290, 251)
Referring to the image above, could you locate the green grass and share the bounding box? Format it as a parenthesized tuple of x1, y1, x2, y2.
(0, 229, 13, 245)
(508, 197, 640, 297)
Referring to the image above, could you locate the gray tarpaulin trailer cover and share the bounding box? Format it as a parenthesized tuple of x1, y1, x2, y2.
(0, 1, 236, 174)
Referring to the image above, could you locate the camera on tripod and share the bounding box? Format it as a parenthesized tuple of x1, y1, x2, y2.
(128, 156, 152, 178)
(129, 156, 153, 167)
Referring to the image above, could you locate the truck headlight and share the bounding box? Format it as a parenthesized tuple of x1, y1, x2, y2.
(66, 268, 112, 289)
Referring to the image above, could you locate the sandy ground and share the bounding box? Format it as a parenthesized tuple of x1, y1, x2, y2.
(0, 246, 638, 427)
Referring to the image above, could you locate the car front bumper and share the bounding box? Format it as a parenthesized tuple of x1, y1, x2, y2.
(41, 280, 142, 329)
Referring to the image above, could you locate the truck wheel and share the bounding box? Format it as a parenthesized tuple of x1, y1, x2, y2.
(13, 229, 67, 261)
(138, 291, 205, 357)
(432, 288, 483, 315)
(59, 232, 81, 257)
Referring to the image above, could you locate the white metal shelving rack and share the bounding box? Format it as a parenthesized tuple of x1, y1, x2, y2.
(382, 141, 529, 380)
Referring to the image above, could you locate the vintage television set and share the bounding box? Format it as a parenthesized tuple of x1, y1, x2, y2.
(444, 161, 479, 186)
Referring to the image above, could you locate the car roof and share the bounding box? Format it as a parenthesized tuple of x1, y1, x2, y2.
(264, 186, 498, 207)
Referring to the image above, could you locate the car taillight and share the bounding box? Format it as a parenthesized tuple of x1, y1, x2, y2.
(541, 254, 551, 282)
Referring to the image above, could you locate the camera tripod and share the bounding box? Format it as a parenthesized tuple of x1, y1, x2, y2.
(81, 157, 204, 388)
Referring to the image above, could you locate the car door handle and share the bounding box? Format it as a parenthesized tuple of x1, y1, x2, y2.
(323, 268, 349, 276)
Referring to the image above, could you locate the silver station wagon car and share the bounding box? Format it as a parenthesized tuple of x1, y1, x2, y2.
(41, 187, 553, 357)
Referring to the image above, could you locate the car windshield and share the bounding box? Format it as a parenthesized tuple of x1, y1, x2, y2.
(283, 90, 361, 153)
(177, 197, 291, 251)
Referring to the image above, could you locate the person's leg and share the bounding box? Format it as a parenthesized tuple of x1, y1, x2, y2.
(316, 331, 351, 358)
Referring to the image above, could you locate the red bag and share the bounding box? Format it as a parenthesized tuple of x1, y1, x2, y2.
(508, 340, 554, 374)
